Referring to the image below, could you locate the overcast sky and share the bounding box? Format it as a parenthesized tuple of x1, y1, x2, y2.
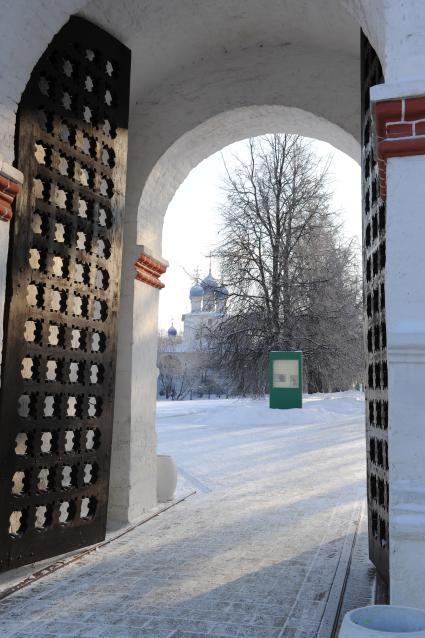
(158, 137, 361, 332)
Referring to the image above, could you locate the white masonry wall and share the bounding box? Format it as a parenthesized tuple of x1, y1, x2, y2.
(386, 155, 425, 607)
(369, 1, 425, 607)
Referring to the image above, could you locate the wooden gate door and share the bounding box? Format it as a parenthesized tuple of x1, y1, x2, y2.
(0, 16, 130, 571)
(362, 32, 389, 589)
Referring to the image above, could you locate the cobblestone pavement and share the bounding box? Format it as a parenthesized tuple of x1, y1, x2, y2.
(0, 395, 372, 637)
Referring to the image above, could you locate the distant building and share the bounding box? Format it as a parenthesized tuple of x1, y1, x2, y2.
(157, 269, 229, 399)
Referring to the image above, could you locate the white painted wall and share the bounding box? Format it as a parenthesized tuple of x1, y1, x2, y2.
(0, 0, 365, 164)
(383, 0, 425, 84)
(386, 154, 425, 607)
(109, 276, 160, 525)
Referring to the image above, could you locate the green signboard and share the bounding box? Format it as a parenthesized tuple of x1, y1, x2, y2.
(269, 351, 303, 409)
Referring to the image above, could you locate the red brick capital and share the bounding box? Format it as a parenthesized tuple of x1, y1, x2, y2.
(0, 173, 22, 222)
(135, 253, 167, 289)
(374, 96, 425, 199)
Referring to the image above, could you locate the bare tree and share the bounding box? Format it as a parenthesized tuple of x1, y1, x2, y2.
(157, 354, 196, 400)
(209, 134, 363, 395)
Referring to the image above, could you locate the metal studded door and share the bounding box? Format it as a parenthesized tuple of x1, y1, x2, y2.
(0, 16, 130, 570)
(362, 32, 389, 587)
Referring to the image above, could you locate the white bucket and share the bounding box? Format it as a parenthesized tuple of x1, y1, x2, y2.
(339, 606, 425, 637)
(157, 454, 177, 502)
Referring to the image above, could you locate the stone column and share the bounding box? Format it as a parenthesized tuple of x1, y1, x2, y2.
(372, 87, 425, 607)
(107, 236, 167, 527)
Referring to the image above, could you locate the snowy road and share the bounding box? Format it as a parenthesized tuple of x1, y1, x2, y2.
(0, 392, 372, 638)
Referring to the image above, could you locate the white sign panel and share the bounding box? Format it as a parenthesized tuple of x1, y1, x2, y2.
(273, 359, 299, 388)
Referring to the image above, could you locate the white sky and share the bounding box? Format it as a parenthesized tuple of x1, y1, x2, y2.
(159, 137, 361, 332)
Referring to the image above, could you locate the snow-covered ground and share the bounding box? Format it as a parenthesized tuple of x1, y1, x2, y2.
(157, 391, 364, 425)
(157, 391, 366, 495)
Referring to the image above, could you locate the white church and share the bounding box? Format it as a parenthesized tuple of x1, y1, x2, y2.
(158, 269, 229, 399)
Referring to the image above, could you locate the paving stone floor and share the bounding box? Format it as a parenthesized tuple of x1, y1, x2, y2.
(333, 504, 375, 636)
(0, 395, 373, 637)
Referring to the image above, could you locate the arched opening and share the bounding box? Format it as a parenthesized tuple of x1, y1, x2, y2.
(124, 32, 384, 609)
(153, 131, 369, 631)
(154, 126, 363, 429)
(156, 122, 361, 394)
(147, 114, 375, 631)
(109, 0, 370, 538)
(103, 12, 383, 609)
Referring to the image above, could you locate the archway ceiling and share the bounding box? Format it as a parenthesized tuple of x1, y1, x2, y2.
(0, 0, 365, 163)
(80, 0, 360, 99)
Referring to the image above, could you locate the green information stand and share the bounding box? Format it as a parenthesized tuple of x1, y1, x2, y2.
(269, 351, 303, 409)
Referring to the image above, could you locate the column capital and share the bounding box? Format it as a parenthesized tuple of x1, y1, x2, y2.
(372, 87, 425, 199)
(0, 159, 23, 222)
(134, 246, 168, 289)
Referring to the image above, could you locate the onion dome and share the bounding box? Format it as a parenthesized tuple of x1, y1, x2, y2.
(167, 324, 177, 338)
(190, 282, 204, 298)
(216, 283, 229, 299)
(201, 270, 218, 290)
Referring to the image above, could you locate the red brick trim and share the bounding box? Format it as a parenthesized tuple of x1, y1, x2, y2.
(0, 173, 21, 222)
(135, 253, 167, 289)
(374, 96, 425, 199)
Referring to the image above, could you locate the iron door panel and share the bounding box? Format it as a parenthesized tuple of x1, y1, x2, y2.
(0, 16, 130, 570)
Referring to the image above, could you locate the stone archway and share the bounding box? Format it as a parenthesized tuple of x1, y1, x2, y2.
(111, 100, 364, 525)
